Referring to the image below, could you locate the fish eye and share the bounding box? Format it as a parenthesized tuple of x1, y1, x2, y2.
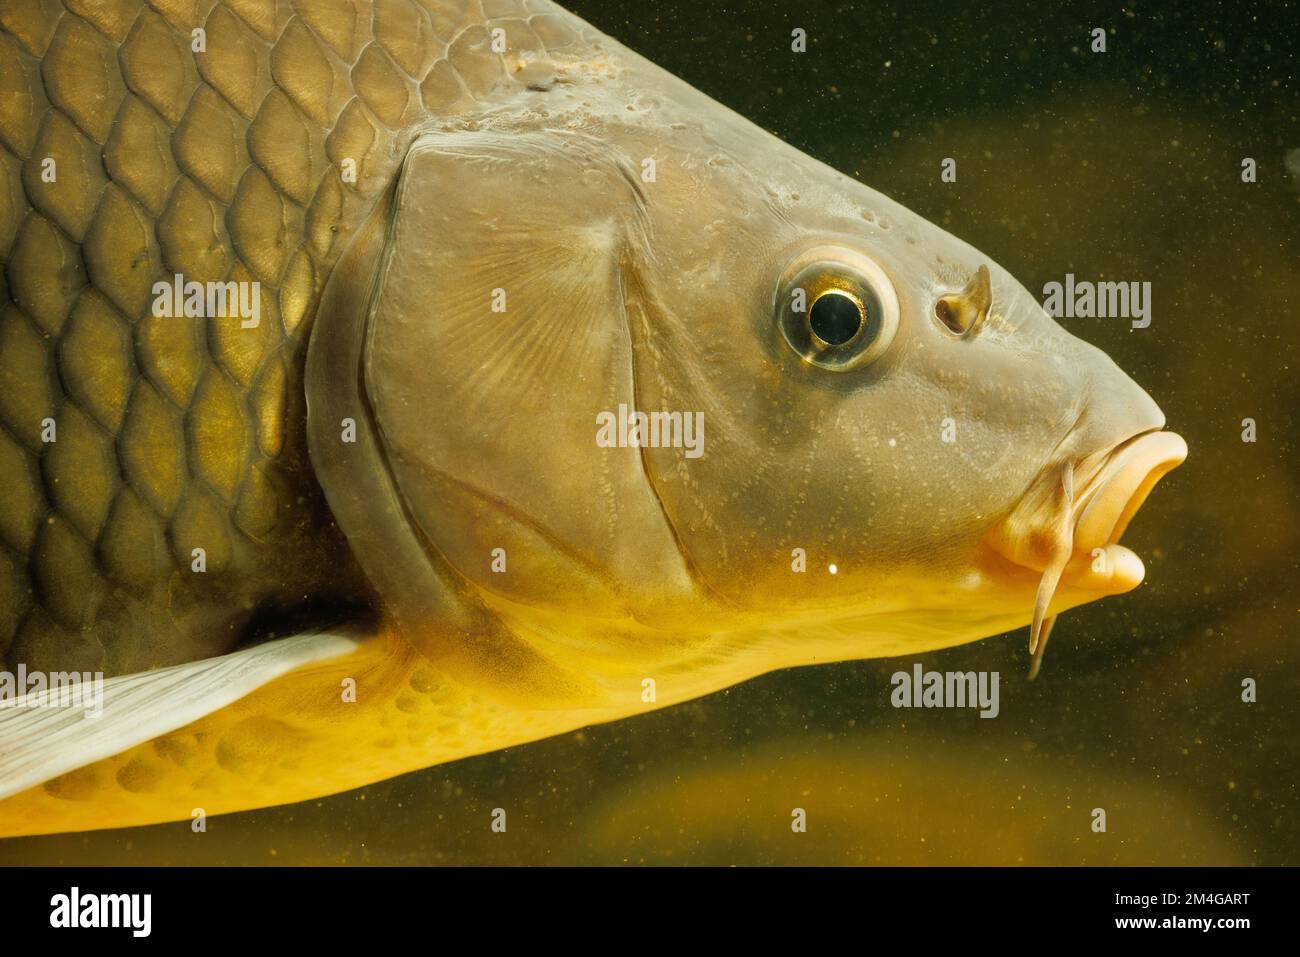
(777, 245, 900, 371)
(809, 290, 864, 345)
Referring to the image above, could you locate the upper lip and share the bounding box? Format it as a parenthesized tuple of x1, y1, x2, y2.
(1069, 428, 1188, 555)
(980, 425, 1188, 580)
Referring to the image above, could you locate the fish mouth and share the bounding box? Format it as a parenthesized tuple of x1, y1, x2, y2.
(983, 427, 1188, 678)
(1070, 429, 1188, 570)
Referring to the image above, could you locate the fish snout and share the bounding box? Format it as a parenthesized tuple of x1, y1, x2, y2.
(1066, 348, 1186, 556)
(977, 371, 1186, 677)
(983, 352, 1186, 596)
(1074, 346, 1169, 457)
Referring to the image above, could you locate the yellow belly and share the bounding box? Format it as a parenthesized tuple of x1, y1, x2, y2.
(0, 628, 594, 837)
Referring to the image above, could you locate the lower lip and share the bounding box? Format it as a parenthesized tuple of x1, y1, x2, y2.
(1060, 541, 1148, 593)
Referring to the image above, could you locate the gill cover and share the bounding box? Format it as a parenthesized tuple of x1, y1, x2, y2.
(306, 130, 702, 678)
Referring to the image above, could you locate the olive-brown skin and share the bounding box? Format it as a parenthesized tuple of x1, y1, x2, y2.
(0, 0, 590, 676)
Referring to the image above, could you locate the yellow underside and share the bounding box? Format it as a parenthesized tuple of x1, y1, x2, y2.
(0, 628, 604, 838)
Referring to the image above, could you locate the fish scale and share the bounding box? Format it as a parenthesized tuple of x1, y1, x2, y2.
(0, 0, 594, 677)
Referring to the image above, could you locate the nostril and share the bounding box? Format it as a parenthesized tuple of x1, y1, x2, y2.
(933, 264, 992, 337)
(935, 296, 963, 333)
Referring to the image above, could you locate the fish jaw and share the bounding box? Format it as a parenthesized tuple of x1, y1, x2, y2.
(985, 429, 1187, 587)
(976, 424, 1187, 670)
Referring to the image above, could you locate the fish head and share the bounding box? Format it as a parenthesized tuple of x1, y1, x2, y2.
(585, 87, 1187, 665)
(309, 49, 1186, 693)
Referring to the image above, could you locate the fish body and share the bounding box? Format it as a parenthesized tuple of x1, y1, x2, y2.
(0, 0, 1185, 835)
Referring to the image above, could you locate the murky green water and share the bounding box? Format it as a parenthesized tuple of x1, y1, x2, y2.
(3, 0, 1296, 865)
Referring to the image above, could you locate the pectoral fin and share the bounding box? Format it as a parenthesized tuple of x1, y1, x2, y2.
(0, 631, 359, 801)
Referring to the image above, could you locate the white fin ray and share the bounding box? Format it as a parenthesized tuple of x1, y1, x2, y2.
(0, 631, 360, 801)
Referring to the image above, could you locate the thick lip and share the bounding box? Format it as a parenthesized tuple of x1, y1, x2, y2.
(982, 427, 1187, 593)
(1071, 429, 1188, 556)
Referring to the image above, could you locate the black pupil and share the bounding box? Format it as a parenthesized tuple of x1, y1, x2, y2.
(809, 292, 863, 345)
